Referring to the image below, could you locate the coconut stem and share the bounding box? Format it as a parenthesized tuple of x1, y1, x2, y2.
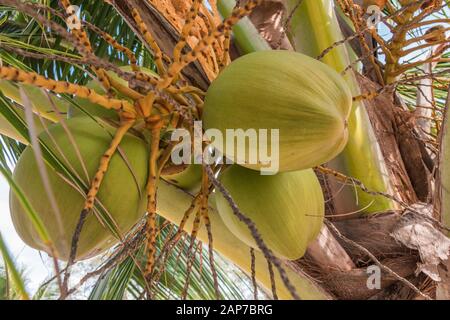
(0, 65, 136, 116)
(83, 120, 136, 212)
(59, 0, 113, 93)
(266, 259, 278, 300)
(157, 0, 264, 89)
(144, 125, 162, 282)
(131, 5, 166, 76)
(200, 166, 221, 299)
(61, 208, 88, 298)
(250, 248, 258, 299)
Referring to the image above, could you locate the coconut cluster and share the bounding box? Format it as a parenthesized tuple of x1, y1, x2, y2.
(10, 51, 351, 262)
(203, 51, 352, 259)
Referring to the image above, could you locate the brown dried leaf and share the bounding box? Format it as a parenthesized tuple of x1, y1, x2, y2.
(391, 203, 450, 281)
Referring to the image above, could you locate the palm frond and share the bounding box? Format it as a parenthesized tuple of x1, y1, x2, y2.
(88, 225, 250, 300)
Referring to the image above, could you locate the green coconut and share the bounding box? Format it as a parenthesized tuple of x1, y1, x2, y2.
(214, 165, 324, 260)
(9, 116, 148, 261)
(203, 50, 352, 172)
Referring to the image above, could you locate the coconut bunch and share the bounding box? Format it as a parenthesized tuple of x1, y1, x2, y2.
(9, 50, 351, 264)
